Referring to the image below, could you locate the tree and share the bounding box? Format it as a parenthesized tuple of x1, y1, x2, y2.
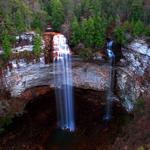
(132, 20, 144, 37)
(2, 32, 11, 60)
(33, 32, 41, 59)
(93, 16, 106, 48)
(130, 0, 144, 22)
(15, 9, 25, 33)
(113, 26, 126, 45)
(81, 17, 95, 48)
(70, 16, 81, 46)
(144, 25, 150, 36)
(31, 15, 42, 29)
(50, 0, 64, 31)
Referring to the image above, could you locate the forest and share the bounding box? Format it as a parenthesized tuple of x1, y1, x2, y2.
(1, 0, 150, 50)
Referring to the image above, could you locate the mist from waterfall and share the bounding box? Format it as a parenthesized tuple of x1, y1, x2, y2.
(53, 34, 75, 132)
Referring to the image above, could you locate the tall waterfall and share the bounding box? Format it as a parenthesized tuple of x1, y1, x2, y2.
(103, 39, 115, 121)
(53, 34, 75, 132)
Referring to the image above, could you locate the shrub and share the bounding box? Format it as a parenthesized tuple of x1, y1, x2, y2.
(2, 33, 11, 61)
(132, 20, 145, 37)
(122, 21, 132, 33)
(33, 33, 41, 59)
(113, 26, 126, 45)
(144, 25, 150, 36)
(79, 48, 93, 61)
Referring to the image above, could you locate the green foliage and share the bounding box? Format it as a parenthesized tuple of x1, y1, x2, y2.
(33, 10, 49, 30)
(2, 33, 11, 60)
(31, 16, 41, 30)
(79, 48, 93, 61)
(15, 9, 25, 33)
(130, 0, 143, 22)
(0, 0, 149, 59)
(80, 16, 106, 48)
(113, 26, 126, 45)
(132, 20, 144, 37)
(81, 17, 95, 48)
(50, 0, 65, 31)
(144, 25, 150, 36)
(122, 21, 132, 33)
(93, 16, 106, 48)
(33, 33, 42, 58)
(70, 16, 81, 46)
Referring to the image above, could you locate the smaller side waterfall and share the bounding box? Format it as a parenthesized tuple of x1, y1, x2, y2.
(103, 39, 115, 121)
(53, 34, 75, 132)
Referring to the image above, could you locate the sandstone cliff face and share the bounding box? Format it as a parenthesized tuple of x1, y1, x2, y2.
(3, 61, 110, 97)
(117, 38, 150, 111)
(0, 38, 150, 117)
(0, 60, 110, 117)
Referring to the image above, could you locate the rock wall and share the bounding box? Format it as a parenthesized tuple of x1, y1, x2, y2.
(1, 38, 150, 116)
(3, 61, 110, 97)
(117, 39, 150, 111)
(0, 61, 110, 117)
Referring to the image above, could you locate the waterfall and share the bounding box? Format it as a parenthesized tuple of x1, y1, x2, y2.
(103, 39, 115, 121)
(53, 34, 75, 132)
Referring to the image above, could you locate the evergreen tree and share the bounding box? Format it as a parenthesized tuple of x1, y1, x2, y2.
(15, 9, 25, 33)
(89, 0, 102, 16)
(50, 0, 64, 31)
(113, 26, 126, 45)
(70, 16, 81, 46)
(144, 25, 150, 36)
(132, 20, 144, 37)
(31, 16, 42, 30)
(33, 32, 41, 58)
(2, 32, 11, 60)
(81, 17, 95, 48)
(130, 0, 144, 22)
(93, 16, 106, 48)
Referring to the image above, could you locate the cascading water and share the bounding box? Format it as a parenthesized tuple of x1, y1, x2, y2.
(103, 39, 115, 121)
(53, 34, 75, 132)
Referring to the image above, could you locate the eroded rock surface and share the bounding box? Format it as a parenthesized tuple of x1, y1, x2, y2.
(3, 61, 110, 97)
(117, 38, 150, 111)
(0, 38, 150, 116)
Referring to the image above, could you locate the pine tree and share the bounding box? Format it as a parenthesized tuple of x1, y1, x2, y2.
(31, 16, 42, 29)
(132, 20, 144, 37)
(50, 0, 65, 31)
(93, 16, 106, 48)
(130, 0, 144, 22)
(113, 26, 126, 45)
(15, 9, 25, 33)
(33, 32, 41, 59)
(81, 17, 95, 48)
(2, 33, 11, 60)
(70, 16, 81, 46)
